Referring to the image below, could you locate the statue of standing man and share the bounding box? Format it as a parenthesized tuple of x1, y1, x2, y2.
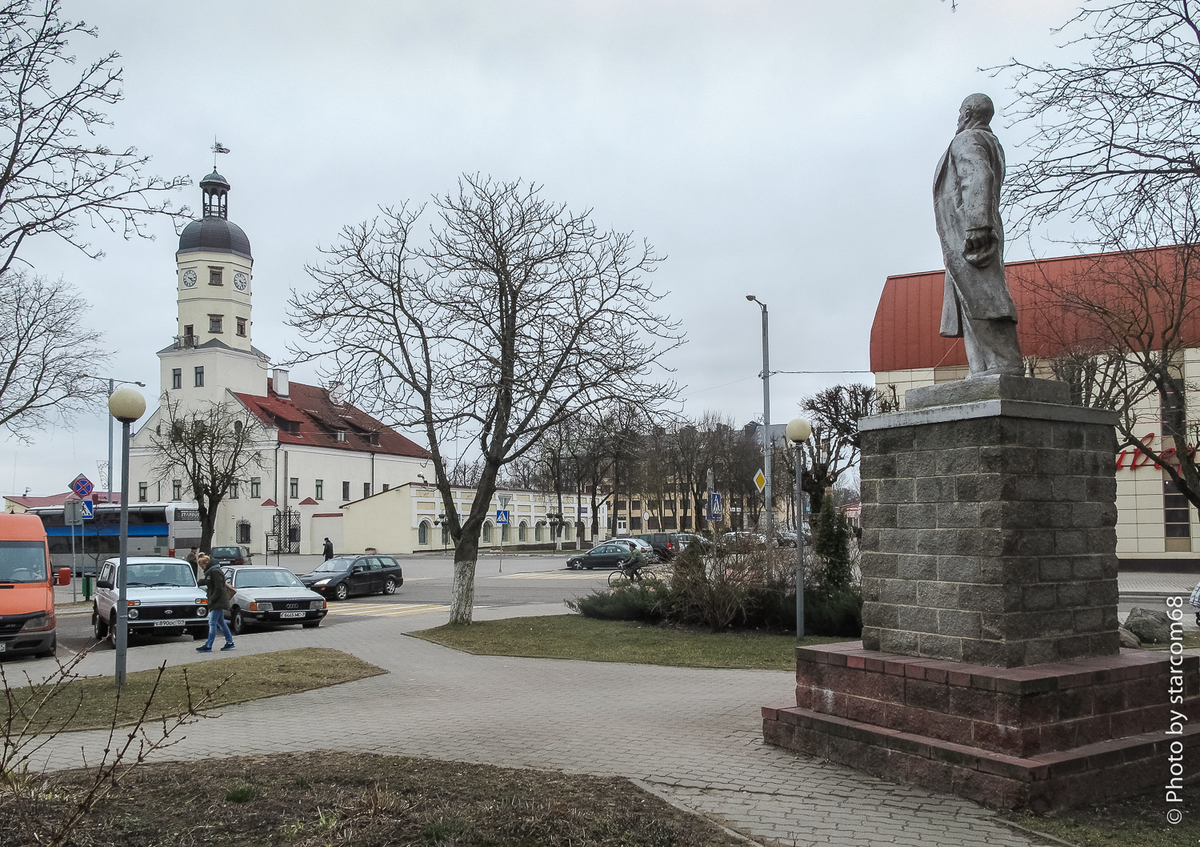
(934, 93, 1024, 378)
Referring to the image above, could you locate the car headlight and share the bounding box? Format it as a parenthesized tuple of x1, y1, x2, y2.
(196, 607, 208, 617)
(250, 602, 272, 612)
(126, 599, 141, 607)
(128, 608, 139, 619)
(20, 613, 54, 632)
(311, 599, 324, 610)
(195, 598, 207, 605)
(314, 579, 329, 586)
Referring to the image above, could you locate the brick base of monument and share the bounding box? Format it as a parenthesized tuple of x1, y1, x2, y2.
(762, 641, 1200, 810)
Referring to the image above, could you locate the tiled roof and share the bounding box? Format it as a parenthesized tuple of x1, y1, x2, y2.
(6, 491, 123, 509)
(233, 379, 431, 459)
(870, 247, 1200, 372)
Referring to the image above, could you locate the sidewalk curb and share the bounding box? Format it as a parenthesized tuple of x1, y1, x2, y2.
(631, 779, 769, 847)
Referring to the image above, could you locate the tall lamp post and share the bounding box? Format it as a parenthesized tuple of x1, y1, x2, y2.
(746, 295, 773, 544)
(83, 375, 146, 503)
(787, 417, 812, 642)
(108, 386, 146, 689)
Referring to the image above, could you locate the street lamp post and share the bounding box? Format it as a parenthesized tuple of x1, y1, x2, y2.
(83, 375, 146, 504)
(108, 386, 146, 689)
(787, 417, 812, 642)
(746, 295, 773, 545)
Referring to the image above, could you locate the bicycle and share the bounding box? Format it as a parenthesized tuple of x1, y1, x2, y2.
(607, 561, 662, 587)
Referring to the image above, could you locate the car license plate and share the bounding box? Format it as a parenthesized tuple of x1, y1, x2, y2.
(279, 611, 305, 619)
(152, 620, 179, 627)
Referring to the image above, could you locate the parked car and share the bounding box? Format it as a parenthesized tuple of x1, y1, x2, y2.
(720, 531, 768, 549)
(299, 554, 404, 601)
(221, 566, 327, 634)
(566, 543, 636, 570)
(209, 545, 250, 567)
(630, 532, 704, 560)
(608, 537, 657, 560)
(673, 532, 713, 553)
(92, 557, 209, 642)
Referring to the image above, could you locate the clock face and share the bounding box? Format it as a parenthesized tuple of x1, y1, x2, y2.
(181, 268, 197, 288)
(234, 272, 249, 291)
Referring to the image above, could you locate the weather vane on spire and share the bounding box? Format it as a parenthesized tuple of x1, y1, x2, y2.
(211, 138, 230, 169)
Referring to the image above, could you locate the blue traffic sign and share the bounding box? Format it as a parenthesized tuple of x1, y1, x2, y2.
(709, 492, 724, 522)
(496, 510, 510, 525)
(81, 499, 94, 520)
(71, 474, 93, 499)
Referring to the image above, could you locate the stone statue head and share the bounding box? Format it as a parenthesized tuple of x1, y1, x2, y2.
(956, 93, 995, 133)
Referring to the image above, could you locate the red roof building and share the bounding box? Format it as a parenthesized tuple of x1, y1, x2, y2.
(869, 246, 1200, 568)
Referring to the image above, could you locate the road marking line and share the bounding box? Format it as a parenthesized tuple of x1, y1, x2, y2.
(326, 603, 451, 617)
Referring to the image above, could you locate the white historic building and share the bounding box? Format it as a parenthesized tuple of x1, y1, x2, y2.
(127, 170, 432, 555)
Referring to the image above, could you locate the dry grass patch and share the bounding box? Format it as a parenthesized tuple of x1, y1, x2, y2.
(2, 752, 750, 846)
(412, 614, 851, 671)
(3, 647, 385, 732)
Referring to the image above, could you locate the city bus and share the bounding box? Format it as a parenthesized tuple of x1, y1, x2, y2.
(27, 502, 202, 573)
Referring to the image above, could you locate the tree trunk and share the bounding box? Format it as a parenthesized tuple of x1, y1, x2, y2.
(448, 529, 480, 625)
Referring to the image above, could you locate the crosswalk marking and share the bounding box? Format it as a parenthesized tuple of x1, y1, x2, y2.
(326, 602, 451, 617)
(493, 571, 608, 580)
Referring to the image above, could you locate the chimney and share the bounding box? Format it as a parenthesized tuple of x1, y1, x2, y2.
(329, 380, 346, 406)
(273, 368, 290, 398)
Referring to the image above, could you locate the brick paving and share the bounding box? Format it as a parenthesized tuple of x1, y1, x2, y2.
(23, 603, 1047, 847)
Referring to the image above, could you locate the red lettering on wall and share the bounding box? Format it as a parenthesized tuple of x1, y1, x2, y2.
(1124, 432, 1158, 471)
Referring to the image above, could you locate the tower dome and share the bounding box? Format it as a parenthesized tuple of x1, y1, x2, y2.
(177, 170, 252, 259)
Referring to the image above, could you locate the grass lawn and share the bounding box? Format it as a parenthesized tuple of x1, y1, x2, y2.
(411, 614, 851, 671)
(3, 752, 749, 847)
(3, 647, 385, 732)
(1002, 784, 1200, 847)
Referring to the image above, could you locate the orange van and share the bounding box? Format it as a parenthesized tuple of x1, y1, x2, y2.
(0, 513, 57, 658)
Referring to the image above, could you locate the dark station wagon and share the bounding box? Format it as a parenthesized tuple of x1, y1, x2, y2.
(299, 554, 404, 601)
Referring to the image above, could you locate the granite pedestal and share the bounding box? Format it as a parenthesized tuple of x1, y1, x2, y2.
(763, 376, 1200, 809)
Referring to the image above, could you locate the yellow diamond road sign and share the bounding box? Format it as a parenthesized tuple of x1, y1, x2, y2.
(754, 469, 766, 492)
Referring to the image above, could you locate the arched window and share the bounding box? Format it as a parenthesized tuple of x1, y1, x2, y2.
(482, 522, 492, 543)
(534, 522, 543, 542)
(441, 524, 449, 544)
(518, 522, 527, 542)
(502, 524, 510, 542)
(418, 521, 430, 545)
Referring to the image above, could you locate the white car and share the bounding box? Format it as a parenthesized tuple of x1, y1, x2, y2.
(221, 565, 328, 634)
(609, 537, 658, 560)
(92, 557, 209, 642)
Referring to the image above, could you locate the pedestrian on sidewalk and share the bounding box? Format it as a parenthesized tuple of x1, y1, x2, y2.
(196, 554, 235, 653)
(186, 547, 199, 578)
(322, 537, 333, 560)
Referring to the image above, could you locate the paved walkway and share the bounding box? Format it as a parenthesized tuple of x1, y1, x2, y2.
(19, 604, 1050, 847)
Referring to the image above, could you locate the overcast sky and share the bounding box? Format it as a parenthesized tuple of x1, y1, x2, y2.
(10, 0, 1084, 497)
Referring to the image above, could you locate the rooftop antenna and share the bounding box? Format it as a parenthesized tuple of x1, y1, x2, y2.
(211, 138, 230, 169)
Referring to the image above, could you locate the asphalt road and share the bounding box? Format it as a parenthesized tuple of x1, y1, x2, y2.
(53, 551, 608, 658)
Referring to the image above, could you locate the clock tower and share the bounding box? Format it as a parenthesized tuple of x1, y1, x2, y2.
(156, 169, 268, 404)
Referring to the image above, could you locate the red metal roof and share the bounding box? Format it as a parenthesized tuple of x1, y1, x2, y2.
(870, 247, 1200, 372)
(6, 491, 123, 509)
(233, 379, 431, 460)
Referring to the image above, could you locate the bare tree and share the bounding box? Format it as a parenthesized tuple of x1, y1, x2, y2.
(0, 272, 107, 440)
(289, 175, 681, 624)
(0, 0, 188, 275)
(797, 383, 892, 515)
(571, 408, 615, 539)
(148, 397, 265, 551)
(1020, 209, 1200, 507)
(1001, 1, 1200, 240)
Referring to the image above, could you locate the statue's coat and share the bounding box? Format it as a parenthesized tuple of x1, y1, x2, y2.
(934, 126, 1017, 337)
